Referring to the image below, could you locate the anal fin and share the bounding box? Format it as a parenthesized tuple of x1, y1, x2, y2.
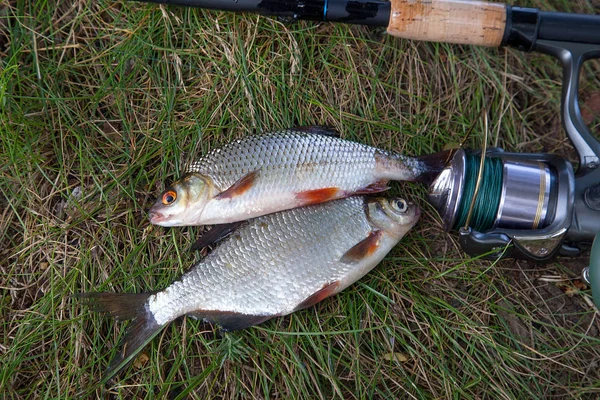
(189, 310, 272, 332)
(215, 170, 259, 200)
(295, 281, 341, 311)
(340, 230, 383, 264)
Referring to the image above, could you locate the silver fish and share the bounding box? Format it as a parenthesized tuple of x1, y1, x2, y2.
(148, 126, 445, 226)
(78, 195, 420, 382)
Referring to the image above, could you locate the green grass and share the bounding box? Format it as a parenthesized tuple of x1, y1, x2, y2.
(1, 0, 600, 398)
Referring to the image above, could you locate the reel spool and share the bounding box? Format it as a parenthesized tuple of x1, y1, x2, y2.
(430, 149, 556, 232)
(428, 148, 574, 260)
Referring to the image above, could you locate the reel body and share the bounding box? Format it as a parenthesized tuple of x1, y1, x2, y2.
(428, 148, 577, 261)
(428, 35, 600, 308)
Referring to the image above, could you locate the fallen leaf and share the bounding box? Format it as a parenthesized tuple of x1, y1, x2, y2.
(133, 352, 150, 369)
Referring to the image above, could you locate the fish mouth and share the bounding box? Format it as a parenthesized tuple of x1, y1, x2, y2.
(148, 210, 167, 225)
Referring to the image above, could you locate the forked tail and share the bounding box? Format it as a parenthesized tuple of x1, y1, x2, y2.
(74, 292, 163, 384)
(413, 149, 454, 184)
(377, 149, 453, 185)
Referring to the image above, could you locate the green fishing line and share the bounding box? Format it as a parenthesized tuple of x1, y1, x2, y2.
(454, 155, 503, 231)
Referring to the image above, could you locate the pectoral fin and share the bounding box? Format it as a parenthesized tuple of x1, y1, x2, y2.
(190, 221, 245, 251)
(215, 170, 259, 200)
(340, 230, 383, 264)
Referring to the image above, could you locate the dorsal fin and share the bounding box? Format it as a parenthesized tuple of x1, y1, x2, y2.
(293, 125, 340, 137)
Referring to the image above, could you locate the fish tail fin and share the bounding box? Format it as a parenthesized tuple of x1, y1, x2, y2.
(376, 149, 454, 185)
(412, 149, 455, 184)
(74, 292, 163, 384)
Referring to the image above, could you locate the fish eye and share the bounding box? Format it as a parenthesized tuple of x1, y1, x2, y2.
(162, 190, 177, 205)
(392, 199, 408, 213)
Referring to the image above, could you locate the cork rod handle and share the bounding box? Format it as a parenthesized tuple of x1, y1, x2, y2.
(387, 0, 507, 47)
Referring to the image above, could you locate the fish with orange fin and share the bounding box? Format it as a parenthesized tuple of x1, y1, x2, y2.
(76, 196, 420, 382)
(148, 126, 447, 227)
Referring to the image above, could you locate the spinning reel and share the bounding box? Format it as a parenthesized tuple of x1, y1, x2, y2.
(427, 39, 600, 307)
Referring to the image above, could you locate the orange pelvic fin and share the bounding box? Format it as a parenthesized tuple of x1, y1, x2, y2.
(340, 230, 383, 264)
(215, 170, 259, 200)
(295, 187, 341, 205)
(295, 281, 341, 311)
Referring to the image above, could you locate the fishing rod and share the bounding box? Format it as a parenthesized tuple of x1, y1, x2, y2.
(137, 0, 600, 48)
(133, 0, 600, 305)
